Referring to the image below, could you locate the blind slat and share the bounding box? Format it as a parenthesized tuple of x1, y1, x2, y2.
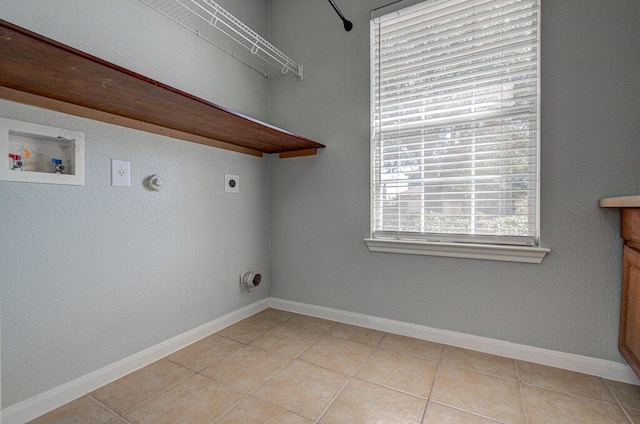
(371, 0, 540, 243)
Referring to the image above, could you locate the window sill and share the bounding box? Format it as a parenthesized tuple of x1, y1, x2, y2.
(364, 238, 550, 264)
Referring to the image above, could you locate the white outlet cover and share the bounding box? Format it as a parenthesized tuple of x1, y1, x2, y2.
(225, 174, 239, 193)
(111, 159, 130, 187)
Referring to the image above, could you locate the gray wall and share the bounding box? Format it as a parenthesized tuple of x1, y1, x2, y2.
(0, 0, 272, 408)
(2, 0, 640, 413)
(269, 0, 640, 364)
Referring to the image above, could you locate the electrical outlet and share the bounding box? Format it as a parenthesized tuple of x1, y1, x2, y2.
(111, 159, 130, 187)
(225, 174, 239, 193)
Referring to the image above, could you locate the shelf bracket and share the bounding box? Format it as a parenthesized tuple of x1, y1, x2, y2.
(279, 149, 318, 159)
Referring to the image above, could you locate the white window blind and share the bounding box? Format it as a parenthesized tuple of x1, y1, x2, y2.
(371, 0, 540, 247)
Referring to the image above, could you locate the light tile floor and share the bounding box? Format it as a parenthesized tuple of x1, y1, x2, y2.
(29, 308, 640, 423)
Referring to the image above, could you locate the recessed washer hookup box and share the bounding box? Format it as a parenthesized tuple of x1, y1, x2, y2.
(0, 117, 85, 186)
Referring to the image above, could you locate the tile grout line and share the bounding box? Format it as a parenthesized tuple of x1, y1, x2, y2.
(516, 364, 634, 422)
(427, 400, 510, 424)
(424, 346, 522, 424)
(86, 394, 133, 423)
(206, 391, 247, 424)
(424, 344, 519, 424)
(235, 317, 338, 423)
(207, 313, 307, 422)
(90, 359, 197, 420)
(515, 360, 530, 424)
(420, 343, 445, 423)
(314, 375, 352, 423)
(85, 324, 256, 423)
(519, 379, 631, 406)
(314, 329, 387, 423)
(602, 378, 635, 424)
(116, 368, 197, 419)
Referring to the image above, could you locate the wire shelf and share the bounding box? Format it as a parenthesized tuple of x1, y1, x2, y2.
(140, 0, 303, 79)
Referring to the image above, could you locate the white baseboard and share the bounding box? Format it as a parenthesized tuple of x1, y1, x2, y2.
(1, 299, 269, 424)
(268, 297, 640, 386)
(4, 296, 639, 424)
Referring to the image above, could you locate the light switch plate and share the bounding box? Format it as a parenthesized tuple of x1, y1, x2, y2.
(111, 159, 130, 187)
(225, 174, 239, 193)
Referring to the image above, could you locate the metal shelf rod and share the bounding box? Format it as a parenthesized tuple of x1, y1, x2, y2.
(140, 0, 303, 79)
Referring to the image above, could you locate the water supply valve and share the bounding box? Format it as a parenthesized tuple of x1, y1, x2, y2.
(52, 158, 64, 174)
(9, 154, 22, 171)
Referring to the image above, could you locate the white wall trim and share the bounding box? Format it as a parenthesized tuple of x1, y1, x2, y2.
(4, 296, 639, 424)
(0, 299, 269, 424)
(364, 238, 551, 263)
(269, 297, 640, 385)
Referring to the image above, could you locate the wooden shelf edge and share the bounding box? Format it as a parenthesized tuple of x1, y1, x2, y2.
(0, 87, 264, 157)
(279, 148, 318, 159)
(0, 19, 324, 157)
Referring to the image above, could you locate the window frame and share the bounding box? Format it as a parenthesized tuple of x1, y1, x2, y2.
(366, 0, 549, 263)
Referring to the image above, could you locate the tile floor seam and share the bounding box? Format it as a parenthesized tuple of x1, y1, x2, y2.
(520, 381, 629, 406)
(440, 361, 521, 383)
(310, 339, 397, 423)
(374, 330, 385, 347)
(436, 342, 445, 362)
(330, 323, 388, 348)
(240, 355, 296, 396)
(210, 393, 311, 424)
(376, 344, 445, 362)
(86, 393, 131, 423)
(169, 339, 247, 373)
(427, 400, 510, 424)
(94, 362, 196, 417)
(420, 344, 445, 423)
(243, 393, 312, 423)
(351, 375, 431, 401)
(245, 356, 296, 395)
(245, 326, 280, 344)
(515, 361, 530, 424)
(205, 391, 248, 424)
(419, 388, 432, 422)
(119, 372, 205, 420)
(314, 374, 354, 423)
(349, 340, 380, 377)
(196, 369, 251, 395)
(291, 339, 324, 360)
(602, 378, 636, 424)
(440, 361, 519, 381)
(215, 332, 252, 345)
(294, 339, 377, 377)
(514, 359, 625, 402)
(420, 352, 509, 424)
(432, 358, 526, 424)
(281, 322, 317, 333)
(242, 357, 330, 420)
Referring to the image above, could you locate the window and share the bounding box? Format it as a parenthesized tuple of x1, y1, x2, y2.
(367, 0, 548, 263)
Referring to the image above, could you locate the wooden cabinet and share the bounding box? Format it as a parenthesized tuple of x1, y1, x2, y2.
(599, 197, 640, 378)
(620, 209, 640, 377)
(621, 244, 640, 376)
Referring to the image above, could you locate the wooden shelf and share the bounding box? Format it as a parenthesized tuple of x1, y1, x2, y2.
(0, 19, 324, 158)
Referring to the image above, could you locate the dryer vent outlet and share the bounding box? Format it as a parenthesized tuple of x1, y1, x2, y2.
(240, 271, 262, 289)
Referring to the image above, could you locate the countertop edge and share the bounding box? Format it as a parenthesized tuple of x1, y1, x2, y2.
(599, 195, 640, 208)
